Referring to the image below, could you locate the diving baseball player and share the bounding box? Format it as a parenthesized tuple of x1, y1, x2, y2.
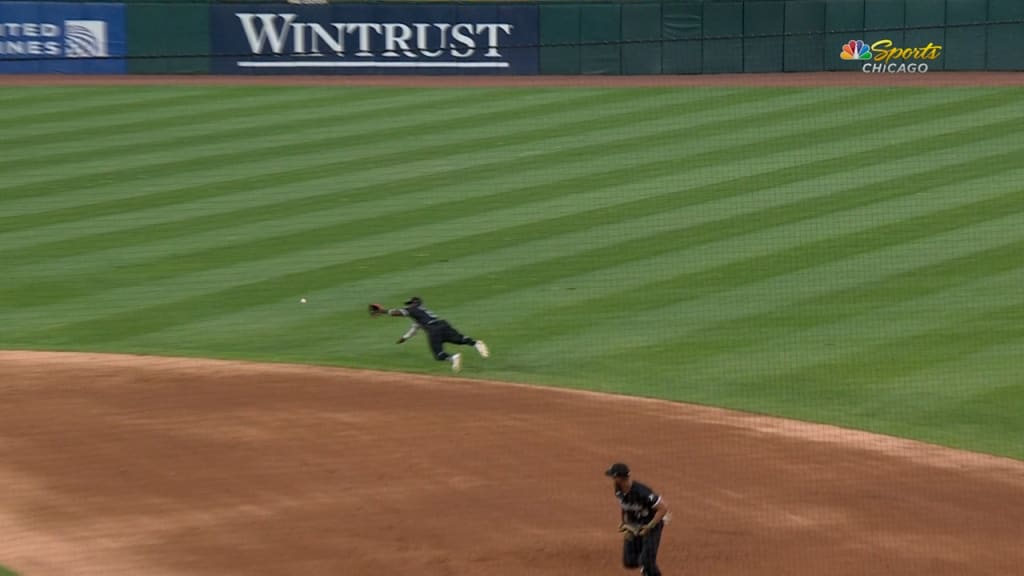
(369, 297, 488, 372)
(606, 462, 669, 576)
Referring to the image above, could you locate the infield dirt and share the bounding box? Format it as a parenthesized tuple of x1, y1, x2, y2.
(1, 351, 1023, 576)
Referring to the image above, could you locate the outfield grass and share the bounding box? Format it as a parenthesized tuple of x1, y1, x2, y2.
(2, 85, 1022, 459)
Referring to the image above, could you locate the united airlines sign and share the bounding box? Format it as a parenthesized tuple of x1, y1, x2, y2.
(0, 2, 126, 74)
(212, 4, 539, 75)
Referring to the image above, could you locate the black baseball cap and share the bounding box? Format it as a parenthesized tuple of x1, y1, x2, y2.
(404, 296, 422, 306)
(605, 462, 630, 478)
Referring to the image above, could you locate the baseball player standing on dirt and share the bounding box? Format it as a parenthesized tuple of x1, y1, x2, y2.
(369, 297, 488, 372)
(607, 462, 669, 576)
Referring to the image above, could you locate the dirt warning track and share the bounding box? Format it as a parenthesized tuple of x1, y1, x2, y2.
(1, 351, 1022, 575)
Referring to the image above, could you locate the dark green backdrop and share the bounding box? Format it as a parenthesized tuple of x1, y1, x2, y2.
(127, 1, 209, 73)
(535, 0, 1019, 74)
(119, 0, 1022, 74)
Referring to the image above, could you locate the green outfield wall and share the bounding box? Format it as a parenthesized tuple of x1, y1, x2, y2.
(126, 1, 210, 74)
(530, 0, 1021, 74)
(3, 0, 1021, 75)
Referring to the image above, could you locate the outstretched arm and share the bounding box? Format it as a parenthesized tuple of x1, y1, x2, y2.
(397, 324, 420, 344)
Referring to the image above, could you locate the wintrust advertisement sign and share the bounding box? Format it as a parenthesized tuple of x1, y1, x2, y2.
(0, 2, 125, 73)
(211, 4, 538, 74)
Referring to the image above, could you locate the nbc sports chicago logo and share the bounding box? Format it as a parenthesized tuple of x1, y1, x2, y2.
(841, 39, 942, 73)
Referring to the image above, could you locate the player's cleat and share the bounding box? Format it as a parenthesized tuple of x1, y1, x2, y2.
(451, 353, 463, 372)
(474, 340, 490, 358)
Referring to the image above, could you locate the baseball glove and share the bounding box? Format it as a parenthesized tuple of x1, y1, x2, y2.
(368, 303, 385, 317)
(619, 523, 642, 541)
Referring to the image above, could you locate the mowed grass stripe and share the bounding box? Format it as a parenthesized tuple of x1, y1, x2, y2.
(718, 281, 1024, 414)
(383, 109, 1024, 310)
(2, 84, 958, 203)
(1, 89, 936, 307)
(0, 88, 783, 250)
(4, 87, 856, 268)
(611, 208, 1024, 371)
(0, 87, 314, 145)
(2, 88, 235, 133)
(1, 89, 871, 294)
(185, 159, 1024, 347)
(2, 86, 682, 198)
(0, 86, 200, 119)
(793, 277, 1024, 381)
(502, 216, 1024, 372)
(1, 88, 545, 192)
(14, 108, 1019, 342)
(8, 93, 1011, 317)
(0, 88, 661, 216)
(883, 338, 1024, 395)
(0, 87, 437, 165)
(503, 226, 1024, 405)
(440, 157, 1024, 338)
(675, 273, 1024, 459)
(435, 143, 1024, 346)
(665, 213, 1024, 370)
(886, 341, 1024, 457)
(0, 88, 550, 212)
(581, 186, 1024, 363)
(0, 87, 790, 237)
(0, 89, 148, 122)
(2, 86, 607, 171)
(557, 163, 1019, 354)
(1, 87, 987, 259)
(6, 97, 1015, 327)
(6, 83, 974, 251)
(0, 87, 585, 193)
(0, 85, 113, 105)
(688, 265, 1024, 393)
(0, 86, 593, 192)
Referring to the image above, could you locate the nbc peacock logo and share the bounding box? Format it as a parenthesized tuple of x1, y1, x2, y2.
(840, 40, 872, 60)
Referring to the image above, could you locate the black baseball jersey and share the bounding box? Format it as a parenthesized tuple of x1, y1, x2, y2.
(402, 306, 441, 328)
(615, 481, 662, 525)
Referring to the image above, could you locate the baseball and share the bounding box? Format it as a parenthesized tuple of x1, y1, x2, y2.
(300, 298, 307, 304)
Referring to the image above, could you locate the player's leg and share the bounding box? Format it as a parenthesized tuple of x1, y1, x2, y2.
(441, 322, 474, 346)
(428, 328, 449, 361)
(442, 323, 489, 358)
(622, 535, 642, 570)
(638, 523, 663, 576)
(429, 327, 462, 372)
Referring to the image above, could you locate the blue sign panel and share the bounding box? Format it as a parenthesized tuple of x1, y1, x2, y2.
(0, 2, 126, 74)
(211, 3, 539, 75)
